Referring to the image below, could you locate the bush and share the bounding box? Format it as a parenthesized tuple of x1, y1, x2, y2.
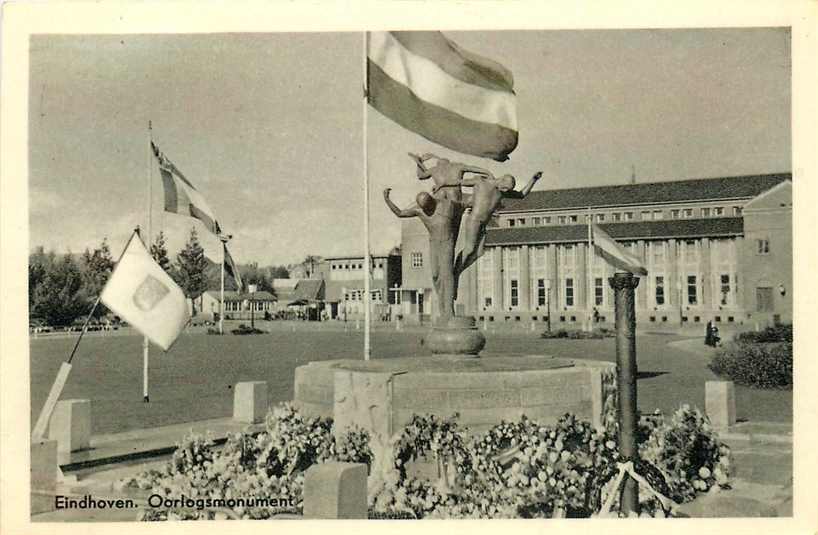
(541, 328, 614, 340)
(709, 337, 792, 389)
(735, 324, 792, 344)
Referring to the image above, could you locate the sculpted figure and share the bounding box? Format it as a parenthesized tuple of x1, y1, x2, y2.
(408, 152, 491, 202)
(383, 187, 467, 321)
(436, 171, 542, 277)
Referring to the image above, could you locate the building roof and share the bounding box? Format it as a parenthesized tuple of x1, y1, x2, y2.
(205, 290, 276, 302)
(323, 252, 398, 261)
(485, 217, 744, 246)
(292, 279, 324, 301)
(497, 173, 791, 213)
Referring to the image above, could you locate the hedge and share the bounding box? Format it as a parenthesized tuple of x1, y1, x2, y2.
(709, 324, 793, 389)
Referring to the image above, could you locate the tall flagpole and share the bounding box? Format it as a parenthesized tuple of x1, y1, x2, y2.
(362, 31, 371, 360)
(586, 207, 593, 332)
(143, 121, 153, 402)
(219, 238, 227, 334)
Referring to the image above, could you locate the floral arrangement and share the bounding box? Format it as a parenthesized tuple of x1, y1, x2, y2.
(121, 403, 732, 520)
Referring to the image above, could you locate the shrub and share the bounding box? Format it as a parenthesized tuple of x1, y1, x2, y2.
(735, 323, 792, 344)
(709, 339, 792, 389)
(541, 328, 614, 340)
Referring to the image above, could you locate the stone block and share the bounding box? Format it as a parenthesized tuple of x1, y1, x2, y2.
(392, 389, 450, 410)
(303, 462, 368, 519)
(448, 389, 520, 410)
(233, 381, 268, 423)
(706, 381, 736, 430)
(30, 439, 58, 514)
(48, 399, 91, 453)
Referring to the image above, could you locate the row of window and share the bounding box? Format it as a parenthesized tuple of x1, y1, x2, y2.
(331, 261, 385, 270)
(485, 273, 736, 310)
(222, 301, 272, 312)
(343, 289, 383, 302)
(506, 205, 744, 228)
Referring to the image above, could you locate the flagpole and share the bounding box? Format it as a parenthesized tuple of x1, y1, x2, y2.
(220, 238, 227, 334)
(587, 206, 593, 332)
(143, 121, 153, 403)
(32, 229, 139, 440)
(362, 31, 371, 361)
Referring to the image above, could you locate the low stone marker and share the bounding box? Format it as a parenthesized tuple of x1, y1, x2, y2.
(48, 399, 91, 453)
(30, 439, 58, 514)
(303, 462, 368, 519)
(705, 380, 736, 430)
(233, 381, 268, 423)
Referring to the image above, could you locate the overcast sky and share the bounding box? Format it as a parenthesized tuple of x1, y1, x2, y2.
(29, 28, 791, 265)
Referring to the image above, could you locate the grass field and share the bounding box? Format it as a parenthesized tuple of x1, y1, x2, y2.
(29, 324, 792, 435)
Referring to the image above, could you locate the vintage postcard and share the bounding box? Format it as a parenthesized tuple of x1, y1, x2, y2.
(2, 2, 817, 535)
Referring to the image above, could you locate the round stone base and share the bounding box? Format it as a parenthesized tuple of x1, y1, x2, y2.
(294, 355, 615, 437)
(423, 316, 486, 356)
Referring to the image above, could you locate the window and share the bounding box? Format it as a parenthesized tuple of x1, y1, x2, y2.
(569, 215, 578, 223)
(558, 215, 567, 225)
(701, 207, 711, 217)
(508, 219, 516, 227)
(713, 207, 724, 216)
(510, 280, 519, 307)
(533, 217, 541, 226)
(641, 210, 651, 220)
(596, 213, 606, 222)
(544, 216, 552, 224)
(733, 206, 743, 216)
(687, 275, 698, 305)
(720, 274, 731, 306)
(565, 278, 574, 307)
(517, 218, 526, 226)
(537, 279, 547, 306)
(594, 277, 604, 306)
(612, 213, 622, 222)
(683, 208, 693, 218)
(655, 276, 665, 305)
(684, 240, 697, 262)
(756, 239, 770, 255)
(670, 209, 680, 219)
(653, 210, 663, 220)
(484, 297, 493, 307)
(411, 252, 423, 268)
(623, 212, 634, 221)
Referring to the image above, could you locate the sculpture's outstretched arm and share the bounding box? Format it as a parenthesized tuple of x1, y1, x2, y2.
(503, 171, 542, 199)
(383, 188, 419, 218)
(408, 153, 433, 180)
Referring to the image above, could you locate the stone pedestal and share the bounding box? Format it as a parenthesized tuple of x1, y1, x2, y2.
(48, 399, 91, 453)
(303, 463, 368, 519)
(706, 381, 736, 430)
(423, 316, 486, 356)
(30, 439, 58, 514)
(233, 381, 268, 423)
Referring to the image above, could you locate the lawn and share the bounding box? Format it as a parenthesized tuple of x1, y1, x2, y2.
(29, 326, 792, 435)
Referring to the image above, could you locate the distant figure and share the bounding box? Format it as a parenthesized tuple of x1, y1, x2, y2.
(384, 187, 468, 322)
(593, 307, 600, 324)
(705, 321, 714, 346)
(437, 170, 542, 277)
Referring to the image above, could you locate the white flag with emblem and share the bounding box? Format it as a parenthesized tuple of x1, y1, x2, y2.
(101, 232, 190, 350)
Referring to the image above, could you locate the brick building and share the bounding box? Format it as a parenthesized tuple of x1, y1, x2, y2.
(399, 173, 792, 328)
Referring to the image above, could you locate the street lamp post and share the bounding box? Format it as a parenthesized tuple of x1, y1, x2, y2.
(248, 283, 257, 330)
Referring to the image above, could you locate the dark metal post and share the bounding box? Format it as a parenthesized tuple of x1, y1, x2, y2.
(546, 285, 552, 332)
(609, 271, 640, 515)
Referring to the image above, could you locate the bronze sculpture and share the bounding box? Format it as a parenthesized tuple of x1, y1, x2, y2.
(384, 153, 542, 355)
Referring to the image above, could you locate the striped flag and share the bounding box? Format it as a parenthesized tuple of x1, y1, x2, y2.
(223, 244, 243, 291)
(101, 232, 190, 350)
(152, 141, 221, 236)
(592, 224, 648, 276)
(367, 31, 518, 162)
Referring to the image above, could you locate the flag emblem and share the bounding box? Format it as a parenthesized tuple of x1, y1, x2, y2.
(367, 31, 518, 162)
(133, 275, 170, 312)
(591, 224, 648, 276)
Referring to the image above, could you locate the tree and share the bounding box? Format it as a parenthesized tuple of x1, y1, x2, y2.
(269, 265, 289, 279)
(176, 228, 208, 315)
(79, 238, 115, 319)
(302, 255, 322, 278)
(28, 246, 53, 311)
(150, 231, 176, 279)
(239, 262, 273, 293)
(32, 253, 87, 326)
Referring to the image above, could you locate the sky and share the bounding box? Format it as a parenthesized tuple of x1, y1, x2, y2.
(29, 28, 791, 266)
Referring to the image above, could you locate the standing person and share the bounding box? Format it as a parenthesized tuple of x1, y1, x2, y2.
(705, 320, 714, 346)
(384, 188, 468, 322)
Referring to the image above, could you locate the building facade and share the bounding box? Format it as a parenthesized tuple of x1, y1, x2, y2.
(315, 250, 402, 320)
(401, 173, 792, 328)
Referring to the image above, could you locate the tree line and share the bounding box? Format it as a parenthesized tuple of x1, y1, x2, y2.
(28, 228, 290, 327)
